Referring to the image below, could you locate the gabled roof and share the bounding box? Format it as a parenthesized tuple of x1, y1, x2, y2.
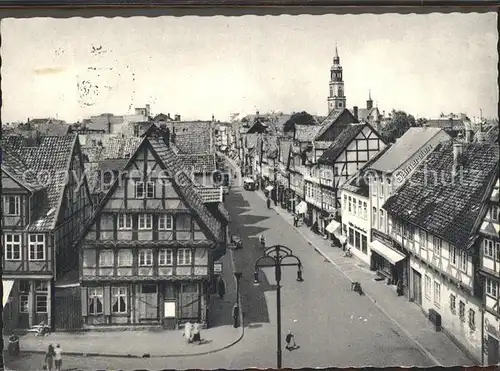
(3, 135, 82, 231)
(383, 142, 499, 249)
(178, 154, 216, 173)
(368, 127, 445, 174)
(318, 124, 366, 165)
(294, 125, 322, 142)
(165, 121, 214, 154)
(315, 108, 357, 140)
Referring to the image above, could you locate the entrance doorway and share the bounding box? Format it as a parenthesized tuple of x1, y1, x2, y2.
(412, 269, 422, 306)
(488, 335, 499, 365)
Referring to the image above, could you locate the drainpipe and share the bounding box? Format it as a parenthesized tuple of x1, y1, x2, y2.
(481, 303, 485, 365)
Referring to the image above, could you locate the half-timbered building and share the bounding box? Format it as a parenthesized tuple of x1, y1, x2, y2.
(2, 134, 93, 332)
(479, 177, 500, 364)
(76, 128, 227, 330)
(383, 141, 499, 363)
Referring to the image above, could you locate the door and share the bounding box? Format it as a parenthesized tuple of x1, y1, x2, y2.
(137, 284, 159, 322)
(180, 282, 200, 321)
(488, 335, 499, 365)
(412, 269, 422, 306)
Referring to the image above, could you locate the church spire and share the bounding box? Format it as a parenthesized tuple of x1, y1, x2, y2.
(367, 90, 373, 110)
(333, 44, 340, 64)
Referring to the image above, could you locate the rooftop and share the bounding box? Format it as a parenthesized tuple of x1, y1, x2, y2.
(368, 127, 445, 174)
(383, 142, 499, 249)
(318, 123, 367, 165)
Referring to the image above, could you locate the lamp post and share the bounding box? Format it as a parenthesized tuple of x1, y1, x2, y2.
(253, 245, 304, 369)
(233, 271, 242, 328)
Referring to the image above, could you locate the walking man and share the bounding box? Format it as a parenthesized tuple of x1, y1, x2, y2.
(232, 303, 240, 328)
(217, 277, 226, 300)
(285, 330, 296, 351)
(266, 197, 271, 209)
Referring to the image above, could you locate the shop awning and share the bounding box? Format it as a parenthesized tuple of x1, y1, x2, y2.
(3, 280, 14, 308)
(265, 185, 274, 191)
(326, 220, 341, 234)
(370, 240, 406, 265)
(296, 201, 308, 214)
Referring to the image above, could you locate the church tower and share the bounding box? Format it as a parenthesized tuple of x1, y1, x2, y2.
(327, 46, 346, 113)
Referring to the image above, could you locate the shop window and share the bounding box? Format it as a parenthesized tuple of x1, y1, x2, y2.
(112, 287, 127, 314)
(361, 235, 367, 254)
(88, 287, 104, 315)
(348, 228, 354, 246)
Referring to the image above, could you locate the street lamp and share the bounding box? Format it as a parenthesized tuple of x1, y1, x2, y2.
(253, 245, 304, 369)
(233, 271, 243, 328)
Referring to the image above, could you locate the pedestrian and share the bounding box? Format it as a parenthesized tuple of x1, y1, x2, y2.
(266, 197, 271, 209)
(232, 304, 240, 328)
(183, 322, 193, 343)
(293, 214, 298, 227)
(259, 234, 265, 249)
(44, 344, 55, 371)
(191, 323, 201, 343)
(285, 330, 296, 350)
(217, 277, 226, 300)
(54, 344, 63, 371)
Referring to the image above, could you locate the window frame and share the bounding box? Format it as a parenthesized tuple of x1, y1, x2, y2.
(486, 278, 498, 298)
(4, 234, 22, 261)
(19, 295, 29, 313)
(460, 250, 468, 273)
(135, 180, 144, 198)
(372, 207, 377, 228)
(28, 234, 46, 261)
(433, 281, 441, 307)
(159, 248, 173, 266)
(3, 195, 21, 216)
(99, 250, 115, 267)
(146, 181, 155, 199)
(450, 245, 457, 266)
(139, 249, 154, 267)
(35, 294, 48, 313)
(88, 287, 104, 316)
(138, 214, 153, 230)
(425, 275, 431, 298)
(118, 214, 133, 230)
(111, 287, 128, 314)
(484, 239, 494, 259)
(177, 248, 192, 266)
(468, 308, 475, 330)
(459, 301, 466, 322)
(433, 237, 441, 258)
(450, 294, 456, 314)
(158, 214, 173, 231)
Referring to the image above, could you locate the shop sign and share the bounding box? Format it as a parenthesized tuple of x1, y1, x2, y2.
(348, 222, 367, 234)
(214, 261, 223, 273)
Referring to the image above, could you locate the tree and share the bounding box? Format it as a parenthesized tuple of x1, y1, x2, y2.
(379, 109, 418, 143)
(283, 111, 317, 132)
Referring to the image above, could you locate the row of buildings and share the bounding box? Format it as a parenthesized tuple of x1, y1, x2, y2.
(2, 120, 231, 332)
(228, 48, 499, 365)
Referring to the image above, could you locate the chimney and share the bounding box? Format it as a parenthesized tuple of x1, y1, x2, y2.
(452, 136, 464, 176)
(256, 110, 260, 117)
(162, 127, 170, 147)
(171, 127, 176, 144)
(353, 106, 359, 121)
(145, 104, 151, 117)
(212, 114, 215, 122)
(175, 114, 181, 121)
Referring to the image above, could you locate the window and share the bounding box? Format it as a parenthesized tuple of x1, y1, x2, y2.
(372, 207, 377, 228)
(3, 195, 20, 216)
(378, 177, 384, 197)
(371, 177, 377, 195)
(29, 234, 45, 261)
(425, 275, 431, 298)
(19, 295, 29, 313)
(158, 214, 173, 230)
(138, 214, 152, 230)
(486, 279, 498, 298)
(159, 249, 173, 266)
(361, 235, 367, 254)
(334, 166, 339, 176)
(118, 214, 132, 230)
(4, 234, 21, 260)
(484, 239, 494, 259)
(112, 287, 127, 314)
(146, 181, 155, 198)
(363, 202, 367, 220)
(117, 250, 133, 266)
(36, 295, 48, 313)
(352, 197, 357, 216)
(460, 250, 468, 273)
(379, 210, 385, 232)
(434, 281, 441, 307)
(135, 181, 144, 198)
(459, 301, 465, 322)
(88, 287, 103, 315)
(450, 246, 457, 266)
(433, 237, 441, 258)
(497, 242, 500, 262)
(469, 309, 475, 330)
(450, 294, 456, 314)
(420, 230, 427, 248)
(490, 205, 499, 221)
(348, 227, 354, 245)
(99, 250, 114, 267)
(348, 197, 352, 213)
(358, 200, 362, 217)
(139, 249, 153, 266)
(178, 248, 192, 265)
(343, 195, 347, 210)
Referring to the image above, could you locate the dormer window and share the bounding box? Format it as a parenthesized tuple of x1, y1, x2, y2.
(3, 196, 20, 216)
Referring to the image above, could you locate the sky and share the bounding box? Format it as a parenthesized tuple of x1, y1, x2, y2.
(1, 12, 498, 123)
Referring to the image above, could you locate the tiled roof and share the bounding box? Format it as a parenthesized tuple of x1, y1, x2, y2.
(81, 135, 142, 162)
(341, 146, 391, 197)
(1, 146, 40, 192)
(383, 142, 500, 248)
(149, 139, 223, 242)
(315, 109, 345, 139)
(424, 119, 467, 130)
(3, 135, 79, 231)
(485, 125, 499, 143)
(295, 125, 322, 142)
(35, 123, 71, 136)
(178, 154, 216, 173)
(165, 121, 213, 154)
(318, 124, 366, 164)
(368, 127, 445, 174)
(314, 141, 334, 150)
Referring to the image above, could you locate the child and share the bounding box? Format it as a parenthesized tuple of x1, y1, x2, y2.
(285, 330, 296, 350)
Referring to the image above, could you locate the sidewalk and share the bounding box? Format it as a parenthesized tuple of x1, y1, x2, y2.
(253, 188, 476, 367)
(5, 250, 244, 358)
